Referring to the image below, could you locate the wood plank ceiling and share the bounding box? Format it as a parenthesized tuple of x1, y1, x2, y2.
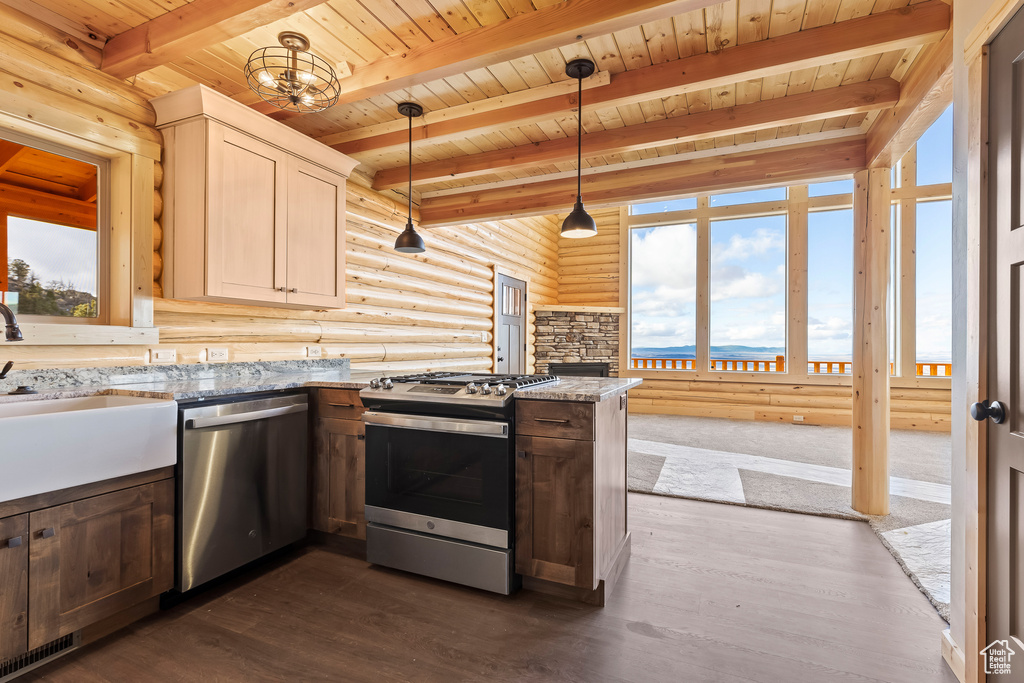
(21, 0, 951, 225)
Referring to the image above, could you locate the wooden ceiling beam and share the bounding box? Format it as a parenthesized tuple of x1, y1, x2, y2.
(330, 0, 949, 158)
(419, 138, 867, 227)
(0, 141, 26, 178)
(100, 0, 333, 80)
(328, 0, 719, 107)
(0, 182, 97, 230)
(373, 79, 899, 191)
(866, 29, 953, 168)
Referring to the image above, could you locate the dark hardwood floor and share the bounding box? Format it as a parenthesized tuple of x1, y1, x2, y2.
(26, 494, 955, 682)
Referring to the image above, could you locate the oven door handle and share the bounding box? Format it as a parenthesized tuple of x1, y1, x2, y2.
(362, 412, 508, 438)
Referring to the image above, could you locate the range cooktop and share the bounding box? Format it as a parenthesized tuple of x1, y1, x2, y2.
(359, 371, 559, 406)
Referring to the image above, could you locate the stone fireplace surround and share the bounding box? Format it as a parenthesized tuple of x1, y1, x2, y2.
(533, 306, 622, 377)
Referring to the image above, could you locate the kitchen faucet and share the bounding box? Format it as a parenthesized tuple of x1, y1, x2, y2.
(0, 302, 23, 342)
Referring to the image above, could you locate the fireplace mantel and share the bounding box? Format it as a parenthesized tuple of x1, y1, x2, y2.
(533, 305, 625, 314)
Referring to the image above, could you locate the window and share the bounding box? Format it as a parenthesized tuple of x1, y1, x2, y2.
(0, 134, 106, 322)
(809, 180, 854, 197)
(709, 187, 786, 207)
(807, 209, 853, 373)
(916, 200, 952, 372)
(710, 216, 787, 372)
(630, 224, 697, 370)
(630, 197, 697, 215)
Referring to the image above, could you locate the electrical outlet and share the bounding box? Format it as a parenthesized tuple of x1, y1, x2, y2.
(793, 415, 805, 423)
(307, 346, 323, 358)
(151, 348, 177, 364)
(207, 348, 229, 362)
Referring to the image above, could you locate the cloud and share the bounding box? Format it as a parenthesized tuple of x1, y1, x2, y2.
(710, 268, 781, 301)
(712, 227, 785, 262)
(630, 224, 697, 290)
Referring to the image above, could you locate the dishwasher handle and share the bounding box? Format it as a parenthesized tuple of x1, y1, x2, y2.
(185, 403, 308, 429)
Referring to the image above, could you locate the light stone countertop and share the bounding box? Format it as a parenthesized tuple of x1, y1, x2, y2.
(0, 365, 641, 404)
(515, 376, 642, 403)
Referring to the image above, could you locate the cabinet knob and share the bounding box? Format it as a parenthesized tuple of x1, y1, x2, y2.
(289, 288, 299, 293)
(277, 287, 287, 292)
(5, 536, 21, 548)
(516, 449, 527, 459)
(39, 527, 55, 539)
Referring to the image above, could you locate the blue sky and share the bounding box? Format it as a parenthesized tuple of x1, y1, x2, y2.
(631, 106, 953, 363)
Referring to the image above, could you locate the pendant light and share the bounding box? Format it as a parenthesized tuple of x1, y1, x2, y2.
(394, 102, 426, 254)
(244, 32, 340, 113)
(561, 58, 598, 239)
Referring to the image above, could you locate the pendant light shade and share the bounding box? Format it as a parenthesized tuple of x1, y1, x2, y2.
(395, 102, 426, 254)
(561, 58, 598, 239)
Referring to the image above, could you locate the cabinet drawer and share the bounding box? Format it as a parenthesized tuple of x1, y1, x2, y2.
(318, 389, 364, 420)
(516, 400, 594, 441)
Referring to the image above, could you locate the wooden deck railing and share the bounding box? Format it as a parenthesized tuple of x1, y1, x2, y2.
(631, 357, 953, 377)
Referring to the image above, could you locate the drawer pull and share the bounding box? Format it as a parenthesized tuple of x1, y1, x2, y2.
(533, 418, 570, 424)
(325, 403, 357, 408)
(39, 527, 55, 539)
(5, 536, 22, 549)
(516, 450, 527, 459)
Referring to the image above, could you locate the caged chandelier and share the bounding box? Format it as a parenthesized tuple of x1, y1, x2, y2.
(245, 32, 340, 113)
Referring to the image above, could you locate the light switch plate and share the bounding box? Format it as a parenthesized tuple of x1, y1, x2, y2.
(307, 346, 323, 358)
(793, 415, 805, 423)
(207, 348, 229, 362)
(151, 348, 177, 364)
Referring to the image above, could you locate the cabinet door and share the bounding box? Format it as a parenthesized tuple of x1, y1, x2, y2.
(515, 435, 595, 589)
(207, 122, 289, 305)
(28, 480, 174, 650)
(313, 418, 365, 540)
(0, 514, 28, 661)
(286, 159, 346, 309)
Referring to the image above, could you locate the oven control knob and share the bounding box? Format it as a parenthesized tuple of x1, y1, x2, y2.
(382, 378, 394, 390)
(495, 384, 508, 396)
(370, 378, 381, 389)
(480, 383, 492, 395)
(466, 382, 478, 394)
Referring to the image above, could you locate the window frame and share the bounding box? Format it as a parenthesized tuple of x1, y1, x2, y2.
(623, 170, 951, 388)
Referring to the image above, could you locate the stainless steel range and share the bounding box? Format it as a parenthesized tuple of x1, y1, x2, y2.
(359, 372, 558, 594)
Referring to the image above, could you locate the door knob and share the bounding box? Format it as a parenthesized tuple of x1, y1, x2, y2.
(970, 400, 1006, 424)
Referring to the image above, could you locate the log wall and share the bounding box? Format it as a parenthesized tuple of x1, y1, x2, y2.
(0, 13, 560, 373)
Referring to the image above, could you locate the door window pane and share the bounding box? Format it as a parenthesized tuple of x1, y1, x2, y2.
(916, 200, 953, 375)
(710, 216, 787, 372)
(807, 210, 853, 374)
(630, 224, 697, 370)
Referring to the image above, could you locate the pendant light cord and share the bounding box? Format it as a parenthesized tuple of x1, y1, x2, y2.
(407, 113, 413, 223)
(576, 73, 582, 200)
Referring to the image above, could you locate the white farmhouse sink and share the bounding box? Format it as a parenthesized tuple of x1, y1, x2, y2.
(0, 395, 177, 503)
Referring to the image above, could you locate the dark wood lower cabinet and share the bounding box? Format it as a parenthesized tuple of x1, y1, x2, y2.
(28, 479, 174, 649)
(313, 417, 366, 540)
(0, 478, 174, 658)
(0, 513, 28, 661)
(515, 396, 630, 604)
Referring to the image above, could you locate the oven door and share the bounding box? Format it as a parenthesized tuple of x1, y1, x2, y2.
(363, 412, 512, 544)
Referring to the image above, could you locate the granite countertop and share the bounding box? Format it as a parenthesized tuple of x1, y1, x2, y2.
(0, 361, 641, 404)
(515, 376, 642, 403)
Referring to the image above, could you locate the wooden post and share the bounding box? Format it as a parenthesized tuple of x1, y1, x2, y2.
(788, 184, 809, 377)
(696, 196, 711, 374)
(852, 168, 891, 515)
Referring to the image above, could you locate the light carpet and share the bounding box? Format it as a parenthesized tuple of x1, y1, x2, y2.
(626, 415, 951, 621)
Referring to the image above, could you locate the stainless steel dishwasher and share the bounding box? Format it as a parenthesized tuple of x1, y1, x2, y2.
(177, 392, 308, 592)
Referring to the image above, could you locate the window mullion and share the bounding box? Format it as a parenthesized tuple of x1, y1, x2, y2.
(788, 186, 809, 379)
(696, 196, 711, 377)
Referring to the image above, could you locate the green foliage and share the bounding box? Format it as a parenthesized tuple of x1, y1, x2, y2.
(7, 258, 96, 318)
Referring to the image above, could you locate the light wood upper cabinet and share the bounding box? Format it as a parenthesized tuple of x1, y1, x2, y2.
(152, 85, 358, 310)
